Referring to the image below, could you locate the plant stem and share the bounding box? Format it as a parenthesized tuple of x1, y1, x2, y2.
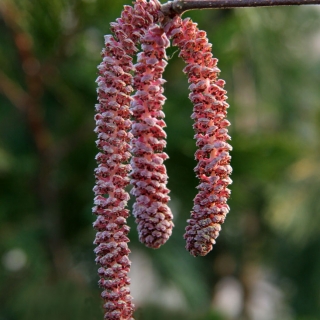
(161, 0, 320, 16)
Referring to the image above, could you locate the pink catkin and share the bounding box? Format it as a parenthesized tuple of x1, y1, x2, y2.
(93, 1, 163, 319)
(165, 17, 232, 257)
(130, 24, 174, 249)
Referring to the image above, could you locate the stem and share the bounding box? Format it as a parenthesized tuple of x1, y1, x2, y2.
(0, 70, 29, 111)
(161, 0, 320, 16)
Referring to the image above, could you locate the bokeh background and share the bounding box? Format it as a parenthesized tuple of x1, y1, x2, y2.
(1, 0, 320, 319)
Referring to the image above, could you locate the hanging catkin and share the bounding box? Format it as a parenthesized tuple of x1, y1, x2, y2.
(93, 1, 163, 319)
(130, 24, 173, 249)
(93, 1, 232, 318)
(165, 16, 232, 257)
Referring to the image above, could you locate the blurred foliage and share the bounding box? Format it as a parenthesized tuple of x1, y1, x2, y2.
(0, 0, 320, 319)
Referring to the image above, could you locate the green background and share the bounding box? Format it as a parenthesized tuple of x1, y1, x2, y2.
(1, 0, 320, 319)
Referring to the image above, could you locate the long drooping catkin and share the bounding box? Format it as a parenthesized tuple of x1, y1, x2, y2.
(93, 1, 163, 319)
(93, 2, 233, 317)
(130, 24, 173, 249)
(165, 16, 232, 257)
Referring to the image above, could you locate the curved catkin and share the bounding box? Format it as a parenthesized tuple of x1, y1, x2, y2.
(130, 24, 173, 249)
(93, 1, 163, 319)
(165, 17, 232, 257)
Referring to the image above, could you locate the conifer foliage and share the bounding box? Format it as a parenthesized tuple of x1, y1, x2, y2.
(93, 0, 232, 318)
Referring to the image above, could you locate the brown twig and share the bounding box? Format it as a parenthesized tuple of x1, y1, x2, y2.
(0, 1, 71, 280)
(161, 0, 320, 16)
(0, 2, 52, 154)
(0, 71, 29, 111)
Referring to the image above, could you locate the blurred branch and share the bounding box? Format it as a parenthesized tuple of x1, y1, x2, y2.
(0, 1, 72, 280)
(0, 1, 52, 154)
(161, 0, 320, 16)
(0, 71, 29, 111)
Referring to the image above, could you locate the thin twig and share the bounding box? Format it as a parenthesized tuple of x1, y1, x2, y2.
(0, 71, 29, 111)
(0, 1, 72, 280)
(161, 0, 320, 16)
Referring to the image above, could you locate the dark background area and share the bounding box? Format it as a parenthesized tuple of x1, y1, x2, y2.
(1, 1, 320, 319)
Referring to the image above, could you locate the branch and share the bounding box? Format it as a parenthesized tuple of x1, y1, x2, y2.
(161, 0, 320, 16)
(0, 1, 73, 280)
(0, 1, 52, 154)
(0, 71, 29, 111)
